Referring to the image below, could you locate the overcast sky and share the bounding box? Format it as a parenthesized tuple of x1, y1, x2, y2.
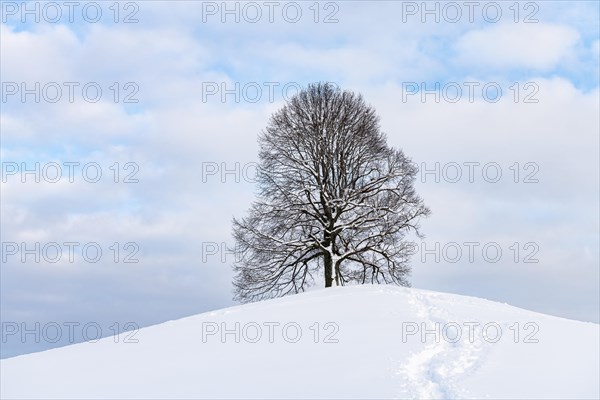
(1, 0, 598, 358)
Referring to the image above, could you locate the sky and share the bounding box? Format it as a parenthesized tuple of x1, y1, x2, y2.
(0, 0, 598, 358)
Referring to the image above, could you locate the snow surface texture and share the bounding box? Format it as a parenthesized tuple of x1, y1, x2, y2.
(1, 285, 598, 399)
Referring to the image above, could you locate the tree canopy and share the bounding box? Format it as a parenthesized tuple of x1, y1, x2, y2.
(232, 82, 430, 303)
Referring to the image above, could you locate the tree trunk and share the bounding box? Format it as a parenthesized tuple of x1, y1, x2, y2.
(324, 252, 333, 287)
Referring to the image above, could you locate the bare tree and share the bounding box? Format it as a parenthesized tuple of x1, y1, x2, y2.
(232, 82, 430, 303)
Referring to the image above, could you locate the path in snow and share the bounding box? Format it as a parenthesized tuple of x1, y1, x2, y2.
(397, 291, 487, 399)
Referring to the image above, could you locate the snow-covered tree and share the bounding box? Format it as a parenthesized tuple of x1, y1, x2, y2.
(232, 82, 430, 302)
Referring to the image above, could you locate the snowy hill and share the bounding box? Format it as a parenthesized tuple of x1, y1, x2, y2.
(1, 285, 598, 399)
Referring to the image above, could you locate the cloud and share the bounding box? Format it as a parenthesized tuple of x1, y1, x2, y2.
(454, 23, 580, 71)
(0, 24, 80, 81)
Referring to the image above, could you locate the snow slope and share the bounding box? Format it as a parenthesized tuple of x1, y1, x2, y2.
(1, 285, 598, 399)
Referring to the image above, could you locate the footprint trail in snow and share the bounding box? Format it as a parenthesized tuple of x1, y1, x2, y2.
(397, 291, 487, 399)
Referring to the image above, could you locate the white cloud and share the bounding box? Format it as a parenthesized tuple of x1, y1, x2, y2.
(0, 24, 80, 81)
(454, 23, 580, 70)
